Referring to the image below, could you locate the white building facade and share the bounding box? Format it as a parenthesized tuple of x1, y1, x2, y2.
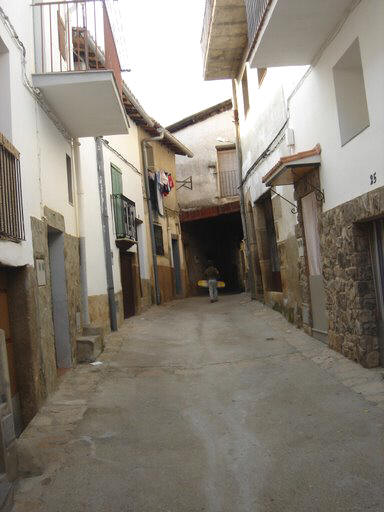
(202, 0, 384, 368)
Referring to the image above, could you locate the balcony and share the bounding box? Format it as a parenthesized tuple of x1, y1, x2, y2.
(202, 0, 358, 79)
(249, 0, 358, 68)
(0, 134, 25, 243)
(201, 0, 248, 80)
(32, 0, 128, 138)
(111, 194, 136, 249)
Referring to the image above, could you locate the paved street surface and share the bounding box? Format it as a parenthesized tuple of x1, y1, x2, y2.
(12, 294, 384, 512)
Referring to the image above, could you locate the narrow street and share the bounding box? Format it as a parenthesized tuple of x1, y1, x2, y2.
(13, 295, 384, 512)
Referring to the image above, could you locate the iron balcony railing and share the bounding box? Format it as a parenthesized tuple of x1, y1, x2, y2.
(111, 193, 136, 240)
(244, 0, 271, 50)
(220, 169, 239, 198)
(0, 134, 25, 242)
(33, 0, 122, 95)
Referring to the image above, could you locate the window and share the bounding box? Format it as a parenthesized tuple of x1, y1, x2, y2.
(333, 38, 369, 146)
(66, 154, 73, 205)
(241, 68, 250, 116)
(154, 224, 164, 255)
(0, 134, 24, 242)
(258, 68, 267, 87)
(217, 147, 239, 197)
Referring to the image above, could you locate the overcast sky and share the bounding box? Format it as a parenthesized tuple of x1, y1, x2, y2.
(114, 0, 231, 127)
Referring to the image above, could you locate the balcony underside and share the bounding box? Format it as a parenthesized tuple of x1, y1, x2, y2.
(32, 71, 129, 138)
(203, 0, 248, 80)
(250, 0, 357, 68)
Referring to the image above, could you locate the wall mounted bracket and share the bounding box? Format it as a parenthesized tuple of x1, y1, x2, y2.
(291, 169, 325, 203)
(176, 176, 193, 191)
(270, 187, 298, 214)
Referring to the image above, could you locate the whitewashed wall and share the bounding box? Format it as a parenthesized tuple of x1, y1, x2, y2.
(174, 109, 235, 209)
(288, 0, 384, 212)
(80, 119, 149, 298)
(237, 0, 384, 216)
(0, 0, 79, 267)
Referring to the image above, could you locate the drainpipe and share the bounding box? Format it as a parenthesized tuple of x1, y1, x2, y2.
(141, 131, 166, 306)
(232, 79, 257, 300)
(73, 139, 90, 325)
(95, 136, 118, 331)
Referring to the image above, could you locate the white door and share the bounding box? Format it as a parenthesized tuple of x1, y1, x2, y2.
(301, 192, 328, 343)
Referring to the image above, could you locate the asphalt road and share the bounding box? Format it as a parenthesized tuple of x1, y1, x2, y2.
(13, 294, 384, 511)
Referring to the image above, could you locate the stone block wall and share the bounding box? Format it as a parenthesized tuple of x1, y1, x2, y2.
(64, 234, 82, 365)
(321, 187, 384, 368)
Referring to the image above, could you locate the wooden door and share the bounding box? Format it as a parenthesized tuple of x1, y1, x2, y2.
(120, 251, 135, 318)
(0, 273, 17, 398)
(172, 238, 182, 296)
(302, 192, 328, 343)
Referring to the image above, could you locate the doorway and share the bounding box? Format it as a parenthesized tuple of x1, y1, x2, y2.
(0, 271, 22, 435)
(120, 251, 135, 318)
(370, 219, 384, 366)
(301, 192, 328, 343)
(48, 229, 72, 369)
(172, 237, 182, 296)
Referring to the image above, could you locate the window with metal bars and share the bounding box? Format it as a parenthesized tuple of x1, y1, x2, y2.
(0, 134, 25, 242)
(154, 224, 164, 256)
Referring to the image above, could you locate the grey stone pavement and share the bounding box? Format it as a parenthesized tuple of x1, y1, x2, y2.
(12, 294, 384, 512)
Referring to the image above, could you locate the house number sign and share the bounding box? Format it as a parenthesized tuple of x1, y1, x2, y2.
(370, 172, 377, 185)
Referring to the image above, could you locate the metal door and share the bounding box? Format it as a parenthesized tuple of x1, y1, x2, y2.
(301, 192, 328, 343)
(370, 220, 384, 366)
(172, 238, 182, 296)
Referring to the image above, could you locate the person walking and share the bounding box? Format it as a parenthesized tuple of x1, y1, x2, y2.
(204, 260, 219, 303)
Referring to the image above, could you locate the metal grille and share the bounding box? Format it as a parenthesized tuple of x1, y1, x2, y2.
(244, 0, 271, 48)
(111, 194, 136, 240)
(0, 135, 25, 242)
(220, 170, 239, 198)
(33, 0, 122, 95)
(154, 224, 164, 256)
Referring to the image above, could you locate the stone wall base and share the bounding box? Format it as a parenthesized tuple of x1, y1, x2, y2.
(321, 186, 384, 368)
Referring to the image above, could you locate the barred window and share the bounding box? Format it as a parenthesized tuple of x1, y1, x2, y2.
(154, 224, 164, 256)
(0, 133, 25, 242)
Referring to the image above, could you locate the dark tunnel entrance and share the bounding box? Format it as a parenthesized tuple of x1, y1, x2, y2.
(181, 211, 244, 295)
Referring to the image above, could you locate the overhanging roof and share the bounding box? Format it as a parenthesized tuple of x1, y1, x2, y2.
(262, 145, 321, 187)
(167, 99, 233, 133)
(32, 70, 129, 138)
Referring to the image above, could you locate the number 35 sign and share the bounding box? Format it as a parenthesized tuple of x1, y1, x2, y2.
(370, 172, 377, 185)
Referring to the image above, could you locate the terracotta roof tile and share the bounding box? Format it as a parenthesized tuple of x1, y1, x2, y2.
(262, 144, 321, 184)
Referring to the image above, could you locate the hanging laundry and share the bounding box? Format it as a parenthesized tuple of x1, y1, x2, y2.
(167, 173, 175, 190)
(155, 171, 164, 215)
(148, 172, 158, 212)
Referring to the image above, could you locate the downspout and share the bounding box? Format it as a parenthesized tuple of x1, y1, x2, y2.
(95, 136, 118, 331)
(141, 131, 166, 306)
(232, 79, 257, 300)
(73, 139, 90, 325)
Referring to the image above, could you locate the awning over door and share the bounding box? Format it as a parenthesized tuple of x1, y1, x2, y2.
(262, 144, 321, 187)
